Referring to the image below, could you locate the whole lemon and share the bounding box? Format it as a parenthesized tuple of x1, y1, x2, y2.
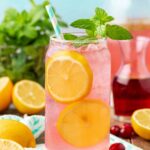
(0, 120, 36, 147)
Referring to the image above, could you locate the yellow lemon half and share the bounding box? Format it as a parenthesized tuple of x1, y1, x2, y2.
(131, 109, 150, 140)
(0, 139, 24, 150)
(0, 77, 13, 112)
(13, 80, 45, 114)
(0, 120, 36, 147)
(57, 99, 110, 147)
(46, 50, 93, 103)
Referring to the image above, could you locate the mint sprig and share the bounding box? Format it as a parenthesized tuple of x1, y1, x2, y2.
(64, 7, 133, 42)
(0, 0, 67, 84)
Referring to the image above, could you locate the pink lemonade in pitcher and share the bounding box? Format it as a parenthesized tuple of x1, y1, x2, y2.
(112, 37, 150, 117)
(45, 35, 111, 150)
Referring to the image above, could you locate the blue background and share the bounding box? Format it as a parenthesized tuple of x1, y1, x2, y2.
(51, 0, 107, 23)
(0, 0, 150, 23)
(0, 0, 108, 23)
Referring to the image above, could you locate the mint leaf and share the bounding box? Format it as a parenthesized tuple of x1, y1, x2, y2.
(106, 25, 133, 40)
(64, 33, 77, 40)
(18, 25, 37, 39)
(93, 7, 114, 24)
(104, 16, 114, 22)
(71, 19, 96, 31)
(95, 7, 108, 19)
(4, 8, 19, 22)
(86, 30, 95, 37)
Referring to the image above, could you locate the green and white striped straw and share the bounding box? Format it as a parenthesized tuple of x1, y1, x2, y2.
(46, 4, 63, 39)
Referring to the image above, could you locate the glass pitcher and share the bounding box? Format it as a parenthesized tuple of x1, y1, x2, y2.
(112, 37, 150, 119)
(106, 0, 150, 78)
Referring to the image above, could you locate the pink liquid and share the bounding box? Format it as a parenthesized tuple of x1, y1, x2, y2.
(108, 30, 150, 79)
(45, 40, 111, 150)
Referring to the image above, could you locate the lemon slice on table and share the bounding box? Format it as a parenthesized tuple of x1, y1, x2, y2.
(46, 50, 93, 103)
(0, 139, 24, 150)
(0, 120, 36, 147)
(13, 80, 45, 114)
(131, 109, 150, 140)
(0, 77, 13, 112)
(57, 99, 110, 147)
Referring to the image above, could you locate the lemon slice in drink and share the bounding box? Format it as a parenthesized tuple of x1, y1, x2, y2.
(46, 50, 93, 103)
(13, 80, 45, 114)
(131, 109, 150, 140)
(57, 99, 110, 147)
(0, 139, 24, 150)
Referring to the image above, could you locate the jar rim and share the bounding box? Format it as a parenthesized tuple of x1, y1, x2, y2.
(50, 32, 106, 44)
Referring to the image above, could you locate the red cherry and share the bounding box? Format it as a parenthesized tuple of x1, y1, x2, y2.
(119, 123, 134, 139)
(109, 143, 125, 150)
(110, 125, 121, 136)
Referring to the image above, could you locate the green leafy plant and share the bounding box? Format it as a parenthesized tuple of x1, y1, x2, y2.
(64, 7, 133, 43)
(0, 0, 67, 85)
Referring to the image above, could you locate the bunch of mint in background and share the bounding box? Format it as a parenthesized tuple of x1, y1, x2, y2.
(64, 7, 133, 42)
(0, 0, 67, 85)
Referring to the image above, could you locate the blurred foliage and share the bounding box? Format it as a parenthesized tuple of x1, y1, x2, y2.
(0, 0, 67, 85)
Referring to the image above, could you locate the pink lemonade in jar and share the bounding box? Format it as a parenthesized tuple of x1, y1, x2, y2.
(45, 34, 111, 150)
